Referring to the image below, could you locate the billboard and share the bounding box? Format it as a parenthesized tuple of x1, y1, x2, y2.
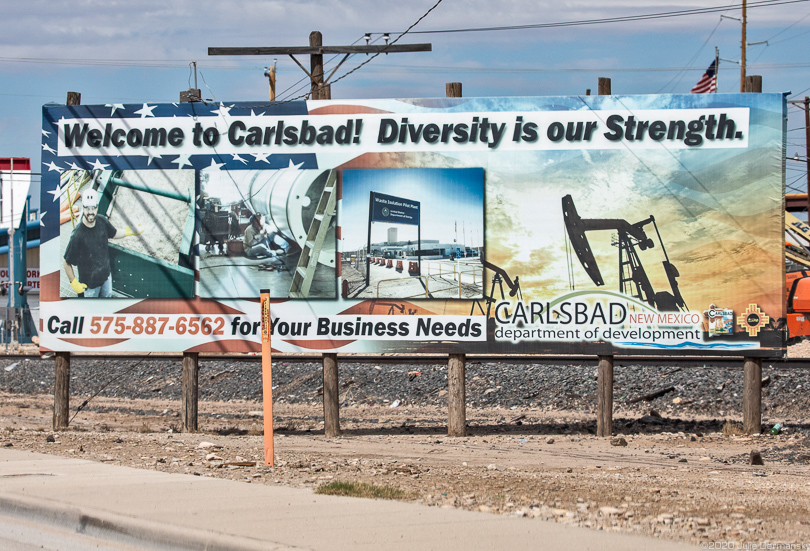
(39, 94, 786, 356)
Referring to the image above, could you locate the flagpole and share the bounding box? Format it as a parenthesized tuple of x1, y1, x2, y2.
(715, 46, 720, 93)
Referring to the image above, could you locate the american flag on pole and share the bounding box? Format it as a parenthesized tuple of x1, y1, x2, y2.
(691, 60, 717, 93)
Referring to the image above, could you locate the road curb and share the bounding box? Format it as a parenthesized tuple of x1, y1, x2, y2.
(0, 491, 300, 551)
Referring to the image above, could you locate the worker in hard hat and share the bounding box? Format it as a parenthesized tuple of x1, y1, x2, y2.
(62, 189, 145, 298)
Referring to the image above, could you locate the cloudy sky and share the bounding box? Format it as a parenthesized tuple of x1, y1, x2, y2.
(3, 0, 810, 198)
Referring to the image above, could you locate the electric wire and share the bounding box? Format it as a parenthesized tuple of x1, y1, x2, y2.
(655, 17, 724, 93)
(69, 353, 152, 423)
(229, 0, 446, 109)
(388, 0, 808, 34)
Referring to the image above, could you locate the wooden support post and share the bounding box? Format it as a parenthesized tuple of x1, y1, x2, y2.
(597, 355, 614, 437)
(53, 352, 70, 430)
(448, 353, 467, 437)
(743, 357, 762, 435)
(744, 75, 762, 93)
(182, 352, 199, 432)
(323, 353, 339, 437)
(598, 78, 611, 95)
(446, 82, 462, 98)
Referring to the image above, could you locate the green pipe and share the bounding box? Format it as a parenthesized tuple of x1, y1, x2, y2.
(109, 173, 191, 203)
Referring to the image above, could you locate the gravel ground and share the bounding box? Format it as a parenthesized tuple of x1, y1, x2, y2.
(1, 351, 809, 547)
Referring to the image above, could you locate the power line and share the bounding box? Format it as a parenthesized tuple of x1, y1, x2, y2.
(299, 0, 445, 98)
(228, 0, 445, 108)
(383, 0, 809, 35)
(324, 60, 810, 75)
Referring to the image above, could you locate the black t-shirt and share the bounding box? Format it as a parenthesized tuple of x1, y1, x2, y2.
(64, 216, 117, 288)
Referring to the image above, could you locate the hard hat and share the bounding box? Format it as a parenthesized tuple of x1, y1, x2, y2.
(82, 189, 99, 208)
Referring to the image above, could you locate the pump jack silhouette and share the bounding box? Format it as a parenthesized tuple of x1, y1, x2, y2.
(562, 194, 687, 312)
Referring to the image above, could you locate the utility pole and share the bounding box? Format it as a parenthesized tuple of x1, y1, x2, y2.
(180, 62, 201, 103)
(264, 60, 277, 101)
(7, 158, 14, 351)
(741, 0, 747, 92)
(209, 32, 431, 100)
(787, 97, 810, 215)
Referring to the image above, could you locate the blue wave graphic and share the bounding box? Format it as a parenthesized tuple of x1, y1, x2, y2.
(615, 341, 758, 350)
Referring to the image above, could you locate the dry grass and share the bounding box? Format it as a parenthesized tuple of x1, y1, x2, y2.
(722, 421, 744, 435)
(315, 480, 413, 501)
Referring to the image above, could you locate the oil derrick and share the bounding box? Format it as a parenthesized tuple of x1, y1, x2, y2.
(562, 194, 686, 312)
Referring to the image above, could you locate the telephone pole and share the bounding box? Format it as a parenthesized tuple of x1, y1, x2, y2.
(209, 32, 431, 100)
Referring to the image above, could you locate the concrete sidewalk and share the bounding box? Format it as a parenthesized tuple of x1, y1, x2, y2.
(0, 449, 693, 550)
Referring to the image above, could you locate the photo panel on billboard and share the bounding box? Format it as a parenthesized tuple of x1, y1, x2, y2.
(59, 169, 195, 299)
(341, 167, 485, 301)
(197, 167, 337, 299)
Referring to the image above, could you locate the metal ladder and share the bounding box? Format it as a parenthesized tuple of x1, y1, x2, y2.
(289, 170, 337, 298)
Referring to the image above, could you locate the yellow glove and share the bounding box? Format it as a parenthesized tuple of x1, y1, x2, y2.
(124, 224, 144, 236)
(70, 278, 87, 294)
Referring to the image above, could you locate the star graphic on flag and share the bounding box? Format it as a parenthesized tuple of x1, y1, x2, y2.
(171, 154, 193, 169)
(41, 129, 51, 138)
(44, 161, 64, 173)
(106, 103, 125, 116)
(232, 154, 248, 165)
(206, 158, 225, 171)
(250, 109, 265, 117)
(134, 103, 157, 118)
(47, 187, 61, 201)
(283, 159, 305, 171)
(211, 103, 232, 117)
(67, 162, 83, 170)
(252, 152, 271, 164)
(39, 211, 46, 226)
(42, 143, 57, 154)
(145, 151, 163, 166)
(90, 159, 110, 171)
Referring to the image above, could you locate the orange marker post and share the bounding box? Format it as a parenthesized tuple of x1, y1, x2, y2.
(260, 289, 274, 466)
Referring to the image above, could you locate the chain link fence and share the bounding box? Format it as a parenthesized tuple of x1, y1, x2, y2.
(342, 249, 367, 296)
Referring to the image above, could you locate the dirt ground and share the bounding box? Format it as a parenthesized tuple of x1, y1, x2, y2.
(1, 391, 809, 548)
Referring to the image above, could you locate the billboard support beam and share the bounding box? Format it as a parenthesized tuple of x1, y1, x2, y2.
(595, 79, 615, 438)
(182, 352, 199, 432)
(448, 353, 466, 437)
(53, 90, 82, 431)
(743, 357, 762, 434)
(323, 353, 339, 437)
(53, 352, 70, 430)
(597, 355, 614, 437)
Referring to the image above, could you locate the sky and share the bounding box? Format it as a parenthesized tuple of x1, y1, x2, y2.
(2, 0, 810, 204)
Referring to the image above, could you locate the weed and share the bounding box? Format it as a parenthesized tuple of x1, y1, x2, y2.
(722, 421, 744, 435)
(315, 480, 413, 500)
